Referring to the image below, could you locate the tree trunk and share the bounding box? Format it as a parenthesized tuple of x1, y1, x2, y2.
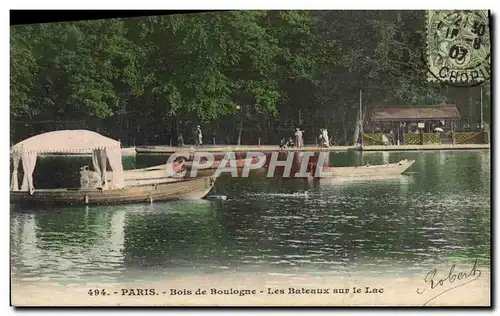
(267, 117, 272, 144)
(351, 108, 360, 146)
(237, 106, 244, 146)
(175, 116, 182, 146)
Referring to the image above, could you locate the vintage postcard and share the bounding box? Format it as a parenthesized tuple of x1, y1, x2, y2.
(9, 10, 491, 307)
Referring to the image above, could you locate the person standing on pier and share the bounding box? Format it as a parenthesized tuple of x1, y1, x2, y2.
(319, 128, 330, 148)
(194, 125, 203, 147)
(177, 132, 184, 147)
(295, 127, 304, 149)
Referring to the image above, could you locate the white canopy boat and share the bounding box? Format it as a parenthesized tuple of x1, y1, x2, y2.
(10, 130, 215, 206)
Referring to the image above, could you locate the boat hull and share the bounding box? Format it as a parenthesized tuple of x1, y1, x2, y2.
(10, 176, 216, 206)
(317, 159, 415, 178)
(181, 157, 261, 170)
(129, 158, 263, 177)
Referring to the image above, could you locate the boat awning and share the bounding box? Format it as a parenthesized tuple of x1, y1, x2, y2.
(11, 129, 121, 154)
(10, 130, 124, 193)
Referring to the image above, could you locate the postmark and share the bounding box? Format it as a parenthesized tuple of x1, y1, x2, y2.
(426, 10, 491, 85)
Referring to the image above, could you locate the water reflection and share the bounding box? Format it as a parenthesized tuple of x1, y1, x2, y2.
(11, 150, 490, 283)
(11, 205, 129, 282)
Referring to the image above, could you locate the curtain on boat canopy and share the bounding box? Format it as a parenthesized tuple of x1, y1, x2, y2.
(106, 147, 125, 189)
(20, 151, 37, 195)
(10, 151, 21, 191)
(91, 148, 124, 189)
(92, 149, 108, 189)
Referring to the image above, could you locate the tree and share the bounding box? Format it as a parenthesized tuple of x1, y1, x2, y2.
(10, 25, 38, 118)
(12, 11, 482, 146)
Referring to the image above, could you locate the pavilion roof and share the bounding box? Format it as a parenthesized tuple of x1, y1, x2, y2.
(370, 105, 460, 122)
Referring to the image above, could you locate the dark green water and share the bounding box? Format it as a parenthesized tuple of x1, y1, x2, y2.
(10, 150, 490, 283)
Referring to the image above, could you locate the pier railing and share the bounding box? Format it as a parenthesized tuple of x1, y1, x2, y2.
(362, 131, 488, 146)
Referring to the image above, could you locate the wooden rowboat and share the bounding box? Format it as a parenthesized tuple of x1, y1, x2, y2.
(10, 176, 216, 206)
(182, 157, 261, 169)
(315, 159, 415, 178)
(104, 156, 261, 182)
(128, 157, 262, 176)
(122, 163, 183, 181)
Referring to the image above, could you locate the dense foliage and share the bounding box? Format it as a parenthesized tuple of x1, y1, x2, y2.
(10, 11, 490, 146)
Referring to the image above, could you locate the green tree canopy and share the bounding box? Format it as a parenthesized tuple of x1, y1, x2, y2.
(10, 11, 489, 145)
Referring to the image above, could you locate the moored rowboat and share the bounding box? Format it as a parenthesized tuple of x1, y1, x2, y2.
(315, 159, 415, 178)
(132, 157, 262, 175)
(182, 157, 261, 169)
(10, 176, 216, 206)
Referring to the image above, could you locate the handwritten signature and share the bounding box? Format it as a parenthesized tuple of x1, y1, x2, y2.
(417, 258, 482, 306)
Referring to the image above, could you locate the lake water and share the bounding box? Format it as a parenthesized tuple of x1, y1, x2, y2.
(10, 150, 491, 284)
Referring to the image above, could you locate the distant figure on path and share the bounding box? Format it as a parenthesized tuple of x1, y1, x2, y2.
(279, 138, 288, 150)
(319, 129, 330, 148)
(177, 133, 184, 147)
(194, 125, 203, 147)
(381, 134, 390, 145)
(279, 137, 294, 150)
(295, 128, 304, 148)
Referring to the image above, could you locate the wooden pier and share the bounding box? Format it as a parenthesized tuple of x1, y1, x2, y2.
(134, 143, 490, 154)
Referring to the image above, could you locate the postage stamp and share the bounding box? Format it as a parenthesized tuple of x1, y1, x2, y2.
(426, 10, 491, 85)
(9, 10, 491, 308)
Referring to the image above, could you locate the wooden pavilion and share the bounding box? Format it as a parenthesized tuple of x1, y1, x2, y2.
(364, 104, 463, 145)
